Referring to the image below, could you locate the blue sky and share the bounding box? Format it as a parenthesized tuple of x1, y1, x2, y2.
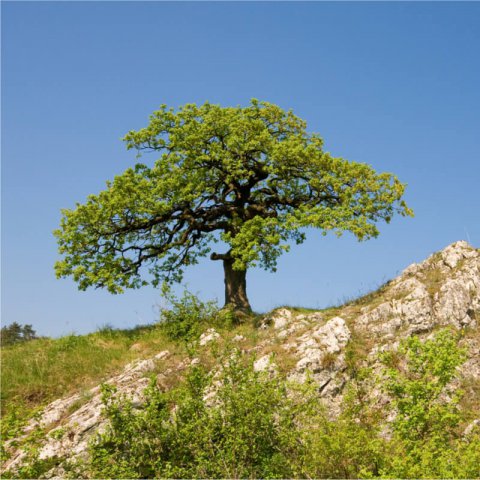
(2, 2, 479, 337)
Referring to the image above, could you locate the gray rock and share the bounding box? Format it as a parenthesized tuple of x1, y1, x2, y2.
(295, 317, 350, 372)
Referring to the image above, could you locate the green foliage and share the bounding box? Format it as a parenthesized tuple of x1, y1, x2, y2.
(1, 408, 63, 479)
(1, 406, 39, 445)
(381, 329, 466, 446)
(379, 329, 480, 478)
(1, 322, 38, 347)
(292, 367, 386, 479)
(87, 352, 303, 479)
(158, 285, 228, 342)
(0, 405, 41, 467)
(84, 330, 479, 480)
(5, 453, 62, 479)
(54, 99, 412, 294)
(3, 325, 480, 479)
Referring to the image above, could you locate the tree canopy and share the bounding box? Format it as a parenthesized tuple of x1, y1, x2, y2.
(54, 100, 412, 311)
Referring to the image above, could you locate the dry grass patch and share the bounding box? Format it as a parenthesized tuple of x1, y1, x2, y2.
(320, 350, 338, 370)
(421, 266, 445, 298)
(344, 326, 377, 375)
(260, 342, 298, 375)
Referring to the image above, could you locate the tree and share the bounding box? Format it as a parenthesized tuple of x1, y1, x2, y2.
(0, 322, 38, 347)
(54, 100, 412, 312)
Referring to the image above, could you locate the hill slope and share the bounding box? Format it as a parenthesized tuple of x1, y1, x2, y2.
(2, 241, 479, 478)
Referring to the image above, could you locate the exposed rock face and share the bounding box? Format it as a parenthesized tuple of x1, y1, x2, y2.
(294, 317, 350, 374)
(2, 241, 479, 476)
(288, 316, 351, 408)
(356, 240, 479, 336)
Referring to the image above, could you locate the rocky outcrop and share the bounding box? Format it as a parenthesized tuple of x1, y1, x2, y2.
(276, 240, 480, 412)
(354, 241, 479, 337)
(2, 241, 479, 476)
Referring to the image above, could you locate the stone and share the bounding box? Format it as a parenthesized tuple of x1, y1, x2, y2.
(441, 240, 471, 269)
(295, 317, 350, 373)
(310, 316, 351, 353)
(464, 419, 480, 436)
(260, 308, 294, 330)
(253, 354, 277, 373)
(272, 308, 293, 329)
(199, 328, 220, 346)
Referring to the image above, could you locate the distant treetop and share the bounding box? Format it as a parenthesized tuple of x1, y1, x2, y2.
(0, 322, 38, 347)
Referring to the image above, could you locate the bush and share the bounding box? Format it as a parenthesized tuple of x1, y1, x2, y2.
(85, 329, 480, 480)
(379, 329, 480, 478)
(158, 286, 234, 342)
(294, 367, 386, 479)
(9, 326, 479, 479)
(87, 352, 305, 479)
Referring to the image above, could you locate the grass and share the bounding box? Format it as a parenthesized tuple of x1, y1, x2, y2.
(0, 323, 183, 417)
(422, 267, 445, 298)
(277, 305, 319, 314)
(0, 312, 272, 423)
(344, 326, 377, 375)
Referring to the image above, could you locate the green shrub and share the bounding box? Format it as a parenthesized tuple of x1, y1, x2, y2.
(158, 286, 234, 342)
(295, 368, 386, 479)
(381, 329, 466, 445)
(85, 329, 480, 480)
(1, 411, 63, 479)
(379, 329, 480, 478)
(87, 352, 304, 479)
(6, 326, 480, 479)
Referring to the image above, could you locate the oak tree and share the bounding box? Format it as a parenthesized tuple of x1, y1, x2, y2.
(55, 100, 412, 312)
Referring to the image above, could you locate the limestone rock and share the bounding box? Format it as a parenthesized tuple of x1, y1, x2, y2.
(199, 328, 220, 346)
(254, 354, 277, 373)
(260, 308, 294, 330)
(464, 419, 480, 436)
(356, 241, 479, 336)
(295, 317, 350, 373)
(232, 334, 246, 342)
(441, 240, 473, 269)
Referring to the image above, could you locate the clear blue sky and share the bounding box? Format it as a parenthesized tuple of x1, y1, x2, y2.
(2, 2, 479, 337)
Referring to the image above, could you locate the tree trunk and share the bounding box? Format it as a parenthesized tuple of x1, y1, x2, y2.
(222, 258, 251, 312)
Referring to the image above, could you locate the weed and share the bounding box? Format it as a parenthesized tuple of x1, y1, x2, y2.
(421, 266, 445, 298)
(321, 350, 337, 369)
(344, 327, 375, 376)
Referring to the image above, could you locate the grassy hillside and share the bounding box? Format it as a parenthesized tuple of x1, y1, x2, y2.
(2, 318, 480, 479)
(1, 324, 178, 414)
(1, 285, 332, 423)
